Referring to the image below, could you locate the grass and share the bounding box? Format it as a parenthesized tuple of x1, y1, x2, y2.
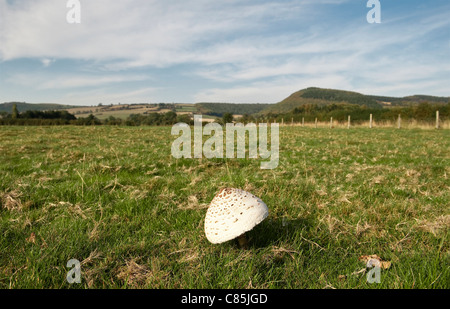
(66, 103, 198, 120)
(0, 125, 449, 289)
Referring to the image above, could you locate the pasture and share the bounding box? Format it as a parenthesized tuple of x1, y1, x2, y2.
(0, 125, 448, 289)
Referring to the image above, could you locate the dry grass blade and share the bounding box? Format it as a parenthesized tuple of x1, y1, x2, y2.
(81, 249, 102, 266)
(300, 236, 326, 251)
(414, 215, 450, 236)
(169, 248, 202, 263)
(89, 204, 104, 241)
(225, 251, 253, 267)
(116, 259, 152, 287)
(178, 195, 209, 210)
(272, 246, 300, 260)
(1, 190, 24, 212)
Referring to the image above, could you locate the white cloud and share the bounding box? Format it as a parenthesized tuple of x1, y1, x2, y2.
(41, 58, 55, 67)
(7, 73, 150, 90)
(61, 87, 159, 105)
(0, 0, 302, 64)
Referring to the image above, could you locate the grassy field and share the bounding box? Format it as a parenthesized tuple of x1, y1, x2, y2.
(0, 125, 448, 289)
(65, 103, 199, 120)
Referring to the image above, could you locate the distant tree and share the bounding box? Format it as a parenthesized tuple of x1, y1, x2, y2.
(163, 111, 177, 125)
(414, 102, 433, 120)
(12, 104, 19, 119)
(76, 114, 101, 126)
(222, 113, 234, 124)
(20, 110, 76, 121)
(240, 113, 254, 124)
(176, 114, 192, 125)
(104, 116, 122, 125)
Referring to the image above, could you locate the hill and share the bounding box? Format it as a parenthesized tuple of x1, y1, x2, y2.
(261, 88, 383, 114)
(195, 102, 271, 117)
(260, 87, 449, 114)
(0, 102, 78, 113)
(371, 94, 450, 106)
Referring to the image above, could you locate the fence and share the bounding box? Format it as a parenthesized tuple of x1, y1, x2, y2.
(277, 111, 448, 130)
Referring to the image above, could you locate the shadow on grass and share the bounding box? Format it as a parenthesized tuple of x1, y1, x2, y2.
(242, 215, 318, 249)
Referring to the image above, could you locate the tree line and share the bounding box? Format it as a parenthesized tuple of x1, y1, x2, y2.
(241, 102, 449, 124)
(0, 104, 192, 126)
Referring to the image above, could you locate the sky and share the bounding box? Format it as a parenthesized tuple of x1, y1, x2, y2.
(0, 0, 449, 106)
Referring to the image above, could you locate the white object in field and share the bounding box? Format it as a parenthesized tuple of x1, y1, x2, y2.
(204, 188, 269, 244)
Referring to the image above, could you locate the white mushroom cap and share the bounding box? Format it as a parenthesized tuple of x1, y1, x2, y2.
(204, 188, 269, 244)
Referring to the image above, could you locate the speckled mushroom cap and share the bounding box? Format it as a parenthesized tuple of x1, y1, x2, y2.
(204, 188, 269, 244)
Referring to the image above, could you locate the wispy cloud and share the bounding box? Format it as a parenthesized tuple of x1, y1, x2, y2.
(8, 73, 150, 90)
(61, 87, 159, 105)
(1, 0, 300, 63)
(40, 58, 55, 67)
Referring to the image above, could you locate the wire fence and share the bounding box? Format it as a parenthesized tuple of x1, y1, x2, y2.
(278, 111, 448, 130)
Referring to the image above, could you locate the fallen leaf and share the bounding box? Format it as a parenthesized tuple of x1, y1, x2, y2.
(26, 232, 36, 244)
(359, 254, 391, 269)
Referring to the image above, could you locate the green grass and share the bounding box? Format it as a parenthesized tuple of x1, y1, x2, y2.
(175, 105, 197, 113)
(0, 125, 448, 289)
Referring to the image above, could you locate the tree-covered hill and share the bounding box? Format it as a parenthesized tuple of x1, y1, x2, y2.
(0, 102, 78, 113)
(260, 87, 449, 114)
(261, 88, 383, 114)
(195, 102, 271, 117)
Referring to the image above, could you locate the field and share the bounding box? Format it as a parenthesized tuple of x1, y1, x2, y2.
(0, 125, 449, 289)
(65, 103, 196, 120)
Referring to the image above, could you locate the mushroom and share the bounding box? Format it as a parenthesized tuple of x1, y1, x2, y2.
(204, 188, 269, 247)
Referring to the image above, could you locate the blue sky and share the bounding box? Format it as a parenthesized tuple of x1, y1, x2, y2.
(0, 0, 449, 105)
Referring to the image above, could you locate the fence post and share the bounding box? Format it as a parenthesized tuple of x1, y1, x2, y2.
(281, 118, 284, 126)
(302, 117, 304, 127)
(397, 114, 401, 129)
(330, 117, 333, 129)
(436, 111, 440, 129)
(369, 114, 373, 129)
(315, 118, 318, 129)
(348, 115, 351, 129)
(291, 118, 294, 126)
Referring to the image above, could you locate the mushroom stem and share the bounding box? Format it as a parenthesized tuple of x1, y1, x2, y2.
(237, 234, 248, 248)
